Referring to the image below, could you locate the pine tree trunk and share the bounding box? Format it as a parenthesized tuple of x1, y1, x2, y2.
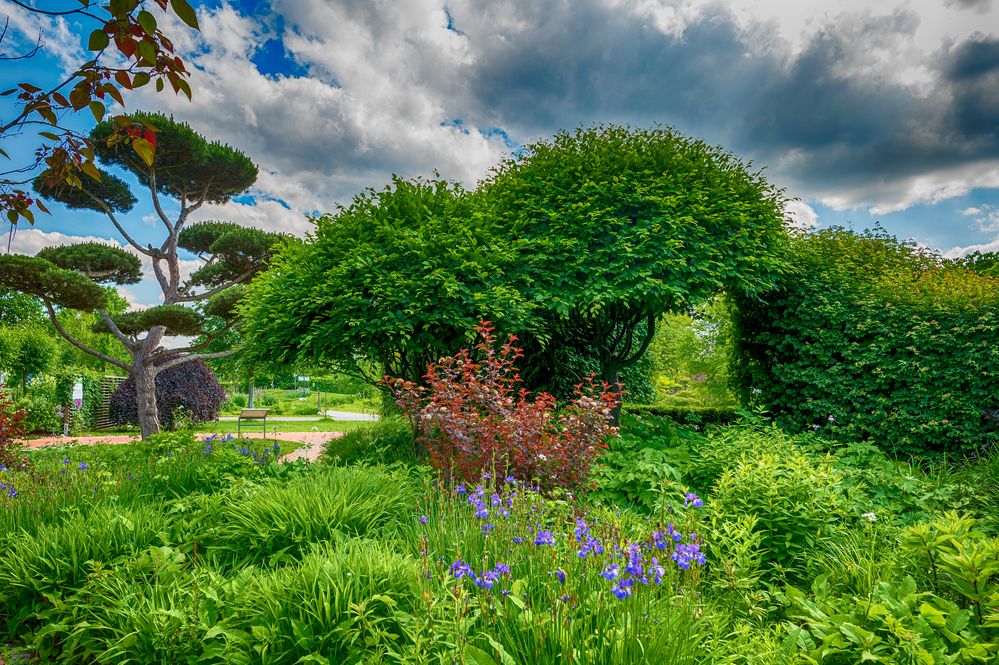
(134, 360, 161, 439)
(248, 370, 255, 408)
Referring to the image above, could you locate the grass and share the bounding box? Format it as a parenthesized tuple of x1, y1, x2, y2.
(220, 388, 381, 417)
(27, 419, 377, 440)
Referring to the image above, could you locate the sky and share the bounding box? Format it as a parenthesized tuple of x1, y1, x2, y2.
(2, 0, 998, 307)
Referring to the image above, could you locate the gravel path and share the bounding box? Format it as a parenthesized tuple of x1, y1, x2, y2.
(18, 431, 343, 463)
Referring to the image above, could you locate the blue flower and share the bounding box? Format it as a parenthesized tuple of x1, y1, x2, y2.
(78, 461, 89, 471)
(611, 584, 632, 600)
(481, 522, 495, 533)
(494, 562, 510, 575)
(672, 542, 706, 570)
(684, 492, 704, 509)
(577, 535, 604, 558)
(512, 536, 523, 544)
(534, 531, 556, 546)
(61, 458, 70, 465)
(455, 484, 467, 495)
(554, 569, 566, 584)
(451, 560, 473, 579)
(475, 506, 489, 520)
(475, 570, 500, 589)
(504, 475, 516, 484)
(418, 515, 428, 525)
(599, 564, 620, 581)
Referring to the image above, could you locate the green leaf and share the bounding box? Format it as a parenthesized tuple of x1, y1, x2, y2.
(137, 10, 157, 35)
(89, 100, 105, 122)
(170, 0, 200, 29)
(88, 29, 110, 51)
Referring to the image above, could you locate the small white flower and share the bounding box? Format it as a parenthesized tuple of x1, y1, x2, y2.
(862, 512, 877, 522)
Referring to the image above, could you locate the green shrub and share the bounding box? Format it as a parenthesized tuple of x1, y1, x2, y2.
(733, 227, 999, 457)
(323, 416, 417, 466)
(711, 448, 851, 580)
(786, 574, 998, 664)
(227, 540, 419, 663)
(197, 465, 416, 568)
(30, 545, 216, 664)
(226, 393, 248, 410)
(623, 403, 741, 427)
(685, 423, 802, 492)
(0, 503, 164, 635)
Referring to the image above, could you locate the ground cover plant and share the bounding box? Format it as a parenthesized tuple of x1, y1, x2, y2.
(3, 352, 998, 663)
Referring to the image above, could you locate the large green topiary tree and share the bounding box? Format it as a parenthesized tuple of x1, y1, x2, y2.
(0, 112, 283, 438)
(239, 176, 534, 386)
(481, 125, 790, 421)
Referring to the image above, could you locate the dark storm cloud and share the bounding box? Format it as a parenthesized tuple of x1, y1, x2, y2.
(450, 1, 999, 203)
(944, 0, 993, 12)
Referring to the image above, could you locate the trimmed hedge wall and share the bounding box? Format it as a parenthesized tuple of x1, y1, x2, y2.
(732, 227, 999, 457)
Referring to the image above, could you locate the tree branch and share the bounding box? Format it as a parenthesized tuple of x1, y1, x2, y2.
(152, 318, 239, 358)
(150, 256, 171, 295)
(174, 270, 255, 302)
(76, 187, 156, 258)
(97, 308, 135, 350)
(43, 300, 131, 372)
(147, 170, 174, 233)
(621, 311, 657, 366)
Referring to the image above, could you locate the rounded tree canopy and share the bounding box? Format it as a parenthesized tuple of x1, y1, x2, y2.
(33, 168, 137, 213)
(93, 303, 205, 337)
(0, 254, 108, 311)
(239, 176, 534, 376)
(178, 221, 285, 288)
(36, 242, 142, 285)
(481, 124, 790, 318)
(91, 111, 258, 204)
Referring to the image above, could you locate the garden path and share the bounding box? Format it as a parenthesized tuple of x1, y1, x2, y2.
(17, 431, 343, 463)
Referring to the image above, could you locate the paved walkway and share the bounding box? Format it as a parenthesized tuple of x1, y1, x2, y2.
(17, 431, 342, 463)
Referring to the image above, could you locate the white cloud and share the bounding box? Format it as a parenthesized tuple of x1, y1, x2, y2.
(784, 199, 819, 229)
(814, 160, 999, 215)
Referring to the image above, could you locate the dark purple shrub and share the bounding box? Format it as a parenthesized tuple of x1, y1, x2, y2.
(109, 359, 226, 430)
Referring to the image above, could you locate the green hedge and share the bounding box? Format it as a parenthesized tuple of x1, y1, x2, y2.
(622, 403, 741, 425)
(732, 228, 999, 457)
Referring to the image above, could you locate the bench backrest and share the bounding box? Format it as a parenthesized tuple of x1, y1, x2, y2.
(238, 408, 270, 419)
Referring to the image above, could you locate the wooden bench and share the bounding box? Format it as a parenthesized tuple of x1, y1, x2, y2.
(237, 408, 270, 438)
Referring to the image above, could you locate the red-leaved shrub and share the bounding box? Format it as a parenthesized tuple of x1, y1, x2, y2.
(387, 322, 619, 491)
(0, 387, 27, 468)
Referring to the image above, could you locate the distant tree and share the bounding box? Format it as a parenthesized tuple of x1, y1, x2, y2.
(240, 177, 534, 387)
(0, 325, 55, 394)
(0, 112, 283, 438)
(0, 289, 43, 326)
(481, 125, 789, 422)
(1, 0, 201, 226)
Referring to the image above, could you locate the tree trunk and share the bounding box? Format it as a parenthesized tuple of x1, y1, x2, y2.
(248, 370, 255, 407)
(134, 360, 161, 439)
(604, 365, 623, 427)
